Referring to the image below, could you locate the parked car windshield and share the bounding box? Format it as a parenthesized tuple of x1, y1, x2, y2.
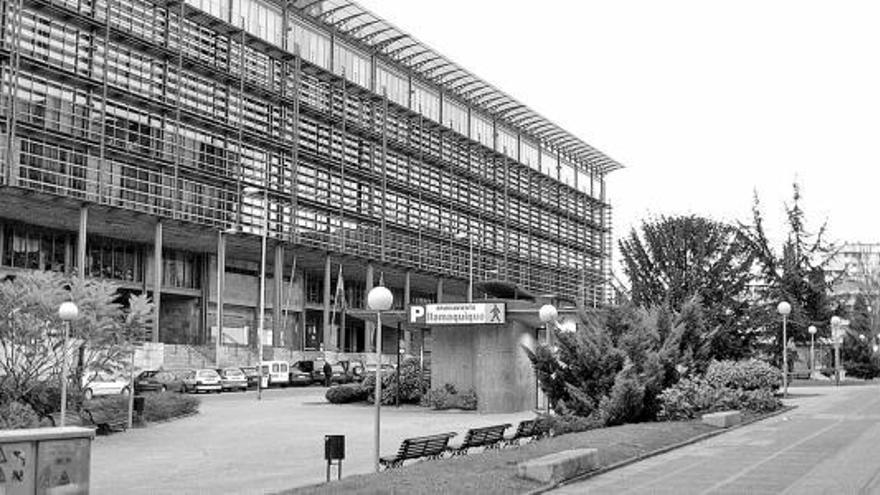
(223, 369, 244, 378)
(198, 370, 218, 378)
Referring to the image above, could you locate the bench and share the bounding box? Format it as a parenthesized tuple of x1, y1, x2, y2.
(448, 423, 511, 456)
(379, 432, 457, 469)
(503, 419, 547, 447)
(82, 407, 129, 435)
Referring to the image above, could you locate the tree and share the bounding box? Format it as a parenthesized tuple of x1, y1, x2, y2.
(0, 272, 153, 416)
(740, 183, 837, 365)
(619, 215, 756, 359)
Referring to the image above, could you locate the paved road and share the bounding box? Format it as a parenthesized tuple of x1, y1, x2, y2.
(90, 386, 533, 495)
(552, 384, 880, 494)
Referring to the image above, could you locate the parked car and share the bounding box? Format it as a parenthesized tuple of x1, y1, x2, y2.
(261, 361, 290, 387)
(134, 370, 185, 394)
(240, 366, 260, 389)
(328, 363, 351, 384)
(288, 364, 313, 386)
(81, 372, 130, 400)
(292, 360, 320, 383)
(181, 369, 222, 394)
(216, 368, 248, 392)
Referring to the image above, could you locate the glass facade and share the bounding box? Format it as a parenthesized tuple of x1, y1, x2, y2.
(0, 0, 612, 303)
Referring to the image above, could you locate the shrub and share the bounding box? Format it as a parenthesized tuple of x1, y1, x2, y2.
(598, 373, 646, 426)
(844, 361, 880, 380)
(536, 413, 600, 436)
(87, 392, 200, 424)
(658, 377, 782, 420)
(141, 393, 200, 422)
(704, 359, 782, 391)
(326, 383, 369, 404)
(362, 358, 427, 406)
(420, 383, 478, 410)
(0, 401, 41, 429)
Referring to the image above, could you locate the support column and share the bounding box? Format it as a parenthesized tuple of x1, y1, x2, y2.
(215, 231, 226, 365)
(322, 255, 332, 352)
(152, 221, 163, 343)
(77, 205, 88, 279)
(365, 262, 375, 352)
(273, 243, 284, 348)
(404, 270, 412, 354)
(436, 278, 444, 304)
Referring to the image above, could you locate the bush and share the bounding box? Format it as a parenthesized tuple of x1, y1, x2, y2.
(362, 358, 428, 405)
(87, 392, 200, 424)
(658, 377, 782, 420)
(536, 413, 599, 436)
(326, 383, 369, 404)
(420, 383, 477, 410)
(704, 359, 782, 391)
(598, 373, 646, 426)
(0, 401, 41, 429)
(844, 361, 880, 380)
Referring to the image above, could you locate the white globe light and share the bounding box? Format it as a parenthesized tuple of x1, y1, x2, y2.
(367, 286, 393, 311)
(831, 316, 841, 326)
(808, 325, 817, 335)
(559, 318, 577, 333)
(776, 301, 791, 316)
(58, 301, 79, 321)
(538, 304, 558, 323)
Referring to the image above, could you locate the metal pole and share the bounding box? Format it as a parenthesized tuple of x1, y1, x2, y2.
(373, 311, 383, 472)
(396, 323, 401, 408)
(127, 348, 136, 429)
(468, 236, 474, 303)
(810, 333, 815, 372)
(257, 190, 268, 401)
(782, 314, 788, 398)
(835, 343, 841, 386)
(216, 231, 225, 367)
(60, 321, 69, 427)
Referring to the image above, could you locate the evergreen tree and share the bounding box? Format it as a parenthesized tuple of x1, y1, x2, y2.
(740, 183, 837, 366)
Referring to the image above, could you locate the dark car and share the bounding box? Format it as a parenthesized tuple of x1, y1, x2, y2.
(134, 370, 185, 393)
(240, 366, 260, 389)
(289, 364, 313, 386)
(292, 360, 321, 383)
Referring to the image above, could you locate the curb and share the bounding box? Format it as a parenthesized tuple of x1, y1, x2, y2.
(526, 405, 797, 495)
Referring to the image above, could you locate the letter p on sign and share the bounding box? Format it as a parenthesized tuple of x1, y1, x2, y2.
(410, 305, 425, 324)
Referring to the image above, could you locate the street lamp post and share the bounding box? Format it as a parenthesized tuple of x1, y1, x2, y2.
(777, 301, 791, 398)
(243, 186, 269, 401)
(58, 302, 79, 427)
(831, 316, 842, 386)
(367, 285, 393, 472)
(808, 325, 817, 373)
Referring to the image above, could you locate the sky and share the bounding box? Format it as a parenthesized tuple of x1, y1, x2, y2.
(355, 0, 880, 267)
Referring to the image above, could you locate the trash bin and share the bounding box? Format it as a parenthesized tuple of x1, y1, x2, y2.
(133, 396, 145, 421)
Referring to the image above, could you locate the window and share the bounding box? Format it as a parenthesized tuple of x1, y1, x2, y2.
(470, 112, 493, 148)
(442, 97, 467, 136)
(291, 20, 330, 69)
(412, 82, 439, 122)
(375, 63, 408, 107)
(333, 41, 371, 89)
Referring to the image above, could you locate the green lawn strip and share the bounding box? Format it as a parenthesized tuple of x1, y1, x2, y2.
(285, 421, 717, 495)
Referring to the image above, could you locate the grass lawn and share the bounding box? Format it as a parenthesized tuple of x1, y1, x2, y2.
(285, 420, 719, 495)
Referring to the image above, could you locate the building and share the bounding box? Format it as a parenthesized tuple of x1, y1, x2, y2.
(827, 242, 880, 304)
(0, 0, 621, 363)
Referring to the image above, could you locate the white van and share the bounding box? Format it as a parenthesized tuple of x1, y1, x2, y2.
(260, 361, 290, 387)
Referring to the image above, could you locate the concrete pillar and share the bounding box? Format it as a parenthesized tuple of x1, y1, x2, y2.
(152, 220, 163, 343)
(404, 270, 412, 354)
(273, 243, 284, 348)
(436, 278, 444, 303)
(322, 255, 332, 351)
(77, 205, 88, 279)
(365, 262, 374, 352)
(215, 231, 225, 365)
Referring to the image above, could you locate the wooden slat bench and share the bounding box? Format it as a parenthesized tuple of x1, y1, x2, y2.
(503, 419, 547, 447)
(448, 423, 511, 456)
(82, 408, 128, 435)
(379, 432, 457, 469)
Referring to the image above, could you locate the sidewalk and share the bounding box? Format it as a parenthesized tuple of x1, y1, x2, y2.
(551, 384, 880, 494)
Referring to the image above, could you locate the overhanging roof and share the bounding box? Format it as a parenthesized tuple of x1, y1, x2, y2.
(292, 0, 623, 174)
